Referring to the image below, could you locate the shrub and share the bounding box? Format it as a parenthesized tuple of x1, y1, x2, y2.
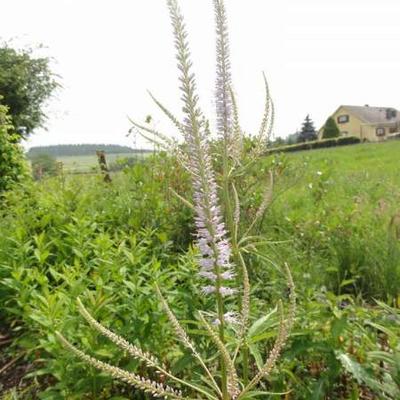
(322, 117, 340, 139)
(30, 153, 58, 179)
(267, 136, 361, 154)
(0, 102, 28, 193)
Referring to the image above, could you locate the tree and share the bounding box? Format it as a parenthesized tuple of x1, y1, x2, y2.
(298, 114, 317, 143)
(287, 131, 300, 145)
(0, 102, 28, 192)
(271, 136, 285, 147)
(30, 153, 58, 180)
(322, 116, 340, 139)
(0, 41, 60, 139)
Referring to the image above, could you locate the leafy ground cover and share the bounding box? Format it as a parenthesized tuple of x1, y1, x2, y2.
(0, 142, 399, 399)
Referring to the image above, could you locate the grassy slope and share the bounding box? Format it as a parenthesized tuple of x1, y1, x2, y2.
(290, 140, 399, 180)
(262, 140, 400, 300)
(274, 141, 399, 217)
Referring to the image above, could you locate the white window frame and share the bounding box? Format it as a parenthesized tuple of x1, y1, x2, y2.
(337, 115, 349, 124)
(376, 127, 385, 136)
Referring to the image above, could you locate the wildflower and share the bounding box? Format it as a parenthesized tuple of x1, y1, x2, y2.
(219, 287, 237, 297)
(213, 311, 239, 326)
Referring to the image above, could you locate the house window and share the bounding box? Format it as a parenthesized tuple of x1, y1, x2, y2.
(341, 131, 348, 136)
(376, 127, 385, 136)
(389, 126, 398, 134)
(337, 115, 349, 124)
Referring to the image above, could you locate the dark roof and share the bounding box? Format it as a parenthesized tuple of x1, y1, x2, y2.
(341, 105, 400, 124)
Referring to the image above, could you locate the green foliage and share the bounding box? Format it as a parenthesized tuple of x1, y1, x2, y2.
(1, 142, 400, 398)
(322, 117, 340, 139)
(0, 41, 60, 137)
(0, 103, 28, 193)
(30, 153, 58, 179)
(298, 115, 317, 143)
(0, 158, 193, 397)
(267, 136, 361, 154)
(263, 141, 400, 302)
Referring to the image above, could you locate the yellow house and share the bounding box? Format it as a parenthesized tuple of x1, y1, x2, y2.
(319, 105, 400, 142)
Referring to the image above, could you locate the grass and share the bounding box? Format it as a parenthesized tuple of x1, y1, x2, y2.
(290, 140, 400, 177)
(261, 140, 400, 302)
(57, 152, 152, 173)
(275, 141, 400, 224)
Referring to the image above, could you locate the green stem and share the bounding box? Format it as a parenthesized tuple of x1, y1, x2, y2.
(242, 343, 249, 385)
(222, 136, 252, 395)
(217, 289, 228, 400)
(222, 146, 234, 236)
(219, 135, 232, 400)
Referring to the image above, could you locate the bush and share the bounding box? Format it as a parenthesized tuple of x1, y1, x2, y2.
(30, 153, 59, 179)
(0, 158, 194, 397)
(322, 117, 340, 139)
(0, 103, 28, 193)
(267, 136, 361, 154)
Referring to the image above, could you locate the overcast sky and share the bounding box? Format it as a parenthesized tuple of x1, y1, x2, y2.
(3, 0, 400, 149)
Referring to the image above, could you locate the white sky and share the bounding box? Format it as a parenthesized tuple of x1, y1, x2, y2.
(3, 0, 400, 149)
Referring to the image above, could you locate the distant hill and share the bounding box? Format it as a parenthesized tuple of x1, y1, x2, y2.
(27, 144, 152, 158)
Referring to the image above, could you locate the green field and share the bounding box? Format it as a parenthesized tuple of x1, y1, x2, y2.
(57, 152, 152, 173)
(275, 141, 400, 219)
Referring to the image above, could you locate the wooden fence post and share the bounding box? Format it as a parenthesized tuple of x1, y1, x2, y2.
(96, 151, 112, 183)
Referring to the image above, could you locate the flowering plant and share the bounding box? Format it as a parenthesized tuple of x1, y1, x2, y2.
(57, 1, 296, 398)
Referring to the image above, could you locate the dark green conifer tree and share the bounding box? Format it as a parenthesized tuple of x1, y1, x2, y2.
(298, 115, 317, 142)
(322, 117, 340, 139)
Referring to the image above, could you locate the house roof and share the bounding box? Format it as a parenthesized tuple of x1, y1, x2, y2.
(340, 105, 400, 125)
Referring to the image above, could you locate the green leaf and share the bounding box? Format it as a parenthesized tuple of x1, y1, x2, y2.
(248, 343, 264, 371)
(336, 352, 399, 397)
(247, 307, 277, 343)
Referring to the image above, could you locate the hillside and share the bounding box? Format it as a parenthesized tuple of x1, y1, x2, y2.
(268, 140, 400, 233)
(27, 144, 151, 158)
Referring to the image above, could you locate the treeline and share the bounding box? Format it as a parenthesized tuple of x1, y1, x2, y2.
(27, 144, 152, 158)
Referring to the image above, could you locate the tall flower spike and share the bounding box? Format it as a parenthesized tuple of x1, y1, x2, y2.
(56, 333, 184, 399)
(252, 73, 274, 157)
(128, 118, 176, 151)
(244, 170, 274, 236)
(76, 298, 217, 399)
(148, 91, 187, 136)
(155, 284, 223, 398)
(166, 0, 235, 310)
(214, 0, 233, 144)
(77, 298, 165, 370)
(229, 87, 243, 164)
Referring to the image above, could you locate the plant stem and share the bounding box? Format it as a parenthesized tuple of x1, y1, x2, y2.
(242, 343, 249, 385)
(220, 139, 231, 400)
(217, 289, 229, 400)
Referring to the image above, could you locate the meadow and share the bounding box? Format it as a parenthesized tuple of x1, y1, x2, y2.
(1, 141, 399, 399)
(56, 152, 151, 174)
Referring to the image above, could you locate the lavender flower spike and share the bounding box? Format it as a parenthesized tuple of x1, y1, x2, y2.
(166, 0, 236, 314)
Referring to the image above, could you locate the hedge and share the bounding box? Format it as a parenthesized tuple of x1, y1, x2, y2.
(266, 136, 361, 155)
